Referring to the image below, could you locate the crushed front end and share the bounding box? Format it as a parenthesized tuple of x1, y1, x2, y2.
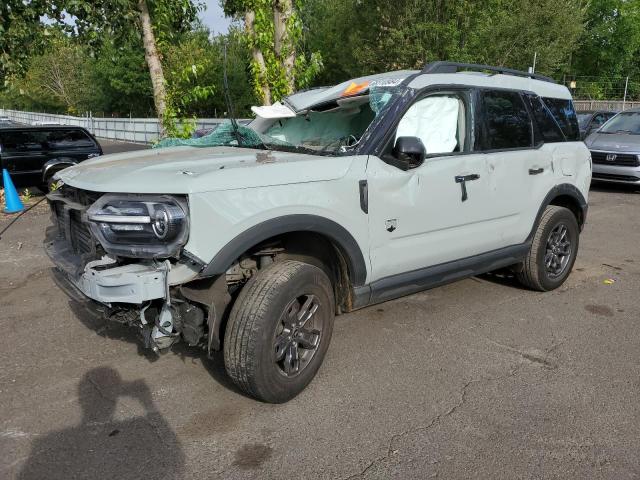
(45, 185, 209, 352)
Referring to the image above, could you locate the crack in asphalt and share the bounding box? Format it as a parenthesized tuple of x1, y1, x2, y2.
(342, 368, 521, 480)
(458, 326, 559, 370)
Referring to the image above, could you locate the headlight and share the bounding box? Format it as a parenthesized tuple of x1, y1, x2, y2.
(87, 194, 189, 258)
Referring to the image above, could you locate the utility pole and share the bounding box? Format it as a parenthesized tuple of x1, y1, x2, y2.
(622, 76, 629, 110)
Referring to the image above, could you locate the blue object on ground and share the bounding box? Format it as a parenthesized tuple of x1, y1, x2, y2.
(2, 169, 25, 214)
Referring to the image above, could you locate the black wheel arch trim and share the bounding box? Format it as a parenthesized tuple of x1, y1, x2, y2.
(527, 183, 588, 242)
(200, 214, 368, 286)
(42, 158, 78, 182)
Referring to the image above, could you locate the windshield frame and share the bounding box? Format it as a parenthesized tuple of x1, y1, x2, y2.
(252, 84, 413, 157)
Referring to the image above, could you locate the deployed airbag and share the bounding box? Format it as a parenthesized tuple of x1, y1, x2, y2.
(395, 96, 459, 154)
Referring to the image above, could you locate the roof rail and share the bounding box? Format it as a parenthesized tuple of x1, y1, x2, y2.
(421, 61, 556, 84)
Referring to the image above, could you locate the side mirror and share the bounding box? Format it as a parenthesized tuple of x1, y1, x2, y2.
(392, 136, 426, 170)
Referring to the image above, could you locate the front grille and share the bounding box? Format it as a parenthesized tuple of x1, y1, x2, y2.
(69, 210, 94, 254)
(592, 172, 640, 183)
(591, 151, 640, 167)
(49, 186, 101, 256)
(59, 185, 103, 206)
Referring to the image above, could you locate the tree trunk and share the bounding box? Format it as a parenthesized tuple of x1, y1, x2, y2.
(137, 0, 167, 133)
(274, 0, 296, 93)
(245, 10, 272, 105)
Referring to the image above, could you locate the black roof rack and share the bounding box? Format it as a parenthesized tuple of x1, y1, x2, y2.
(421, 61, 556, 84)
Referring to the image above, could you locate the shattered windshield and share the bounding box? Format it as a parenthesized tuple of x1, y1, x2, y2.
(154, 84, 407, 155)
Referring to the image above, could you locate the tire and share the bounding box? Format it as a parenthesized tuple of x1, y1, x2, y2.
(223, 260, 335, 403)
(516, 205, 580, 291)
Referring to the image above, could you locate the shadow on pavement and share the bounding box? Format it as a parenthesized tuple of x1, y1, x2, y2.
(50, 267, 247, 398)
(590, 181, 640, 194)
(476, 269, 524, 289)
(17, 367, 184, 480)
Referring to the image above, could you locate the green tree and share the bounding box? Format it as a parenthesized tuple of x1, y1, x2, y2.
(53, 0, 201, 133)
(223, 0, 322, 105)
(573, 0, 640, 76)
(23, 37, 95, 114)
(1, 35, 97, 114)
(571, 0, 640, 99)
(0, 0, 48, 85)
(304, 0, 586, 84)
(163, 28, 257, 118)
(91, 41, 155, 116)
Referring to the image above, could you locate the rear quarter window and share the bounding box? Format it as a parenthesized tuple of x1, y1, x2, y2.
(524, 94, 565, 143)
(542, 98, 580, 141)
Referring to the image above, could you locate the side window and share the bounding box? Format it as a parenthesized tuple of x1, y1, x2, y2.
(524, 94, 565, 143)
(46, 129, 96, 150)
(477, 90, 532, 150)
(541, 98, 580, 141)
(394, 94, 465, 155)
(0, 131, 46, 153)
(592, 113, 606, 126)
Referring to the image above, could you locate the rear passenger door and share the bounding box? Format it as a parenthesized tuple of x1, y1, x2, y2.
(473, 89, 551, 245)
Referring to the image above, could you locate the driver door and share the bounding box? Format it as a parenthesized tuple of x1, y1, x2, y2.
(366, 90, 506, 283)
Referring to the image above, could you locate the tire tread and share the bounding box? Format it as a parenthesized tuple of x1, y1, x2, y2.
(517, 205, 575, 291)
(224, 260, 313, 400)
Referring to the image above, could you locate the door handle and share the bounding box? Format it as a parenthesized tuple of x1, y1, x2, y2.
(454, 174, 480, 202)
(529, 167, 544, 175)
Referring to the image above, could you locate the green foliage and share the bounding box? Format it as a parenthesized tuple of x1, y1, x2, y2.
(91, 41, 155, 116)
(53, 0, 201, 50)
(1, 36, 155, 116)
(2, 0, 640, 119)
(573, 0, 640, 75)
(224, 0, 323, 103)
(572, 0, 640, 98)
(0, 0, 49, 84)
(2, 35, 93, 114)
(304, 0, 586, 83)
(161, 29, 216, 137)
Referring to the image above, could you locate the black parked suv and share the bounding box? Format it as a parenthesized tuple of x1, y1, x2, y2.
(0, 126, 102, 191)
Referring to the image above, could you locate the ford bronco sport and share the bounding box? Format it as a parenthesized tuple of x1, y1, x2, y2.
(45, 62, 590, 403)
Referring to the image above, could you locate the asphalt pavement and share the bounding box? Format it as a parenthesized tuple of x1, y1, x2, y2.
(1, 141, 639, 479)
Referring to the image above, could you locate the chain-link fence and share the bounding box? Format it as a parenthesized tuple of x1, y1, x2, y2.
(0, 109, 235, 144)
(565, 76, 639, 105)
(574, 100, 640, 112)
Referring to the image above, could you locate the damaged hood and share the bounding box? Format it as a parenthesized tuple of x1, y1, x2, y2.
(56, 146, 354, 194)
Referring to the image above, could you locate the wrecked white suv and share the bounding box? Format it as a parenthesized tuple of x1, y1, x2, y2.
(46, 62, 590, 403)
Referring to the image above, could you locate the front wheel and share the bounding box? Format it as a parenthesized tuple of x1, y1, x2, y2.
(516, 205, 580, 291)
(223, 260, 335, 403)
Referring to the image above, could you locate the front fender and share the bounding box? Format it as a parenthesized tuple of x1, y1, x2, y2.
(200, 214, 368, 286)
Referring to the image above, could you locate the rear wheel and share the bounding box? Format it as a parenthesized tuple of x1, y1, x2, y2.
(223, 260, 335, 403)
(516, 205, 579, 291)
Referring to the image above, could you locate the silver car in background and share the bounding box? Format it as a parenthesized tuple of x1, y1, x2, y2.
(585, 108, 640, 185)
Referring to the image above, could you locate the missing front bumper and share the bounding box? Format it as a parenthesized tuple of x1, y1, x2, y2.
(45, 233, 167, 305)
